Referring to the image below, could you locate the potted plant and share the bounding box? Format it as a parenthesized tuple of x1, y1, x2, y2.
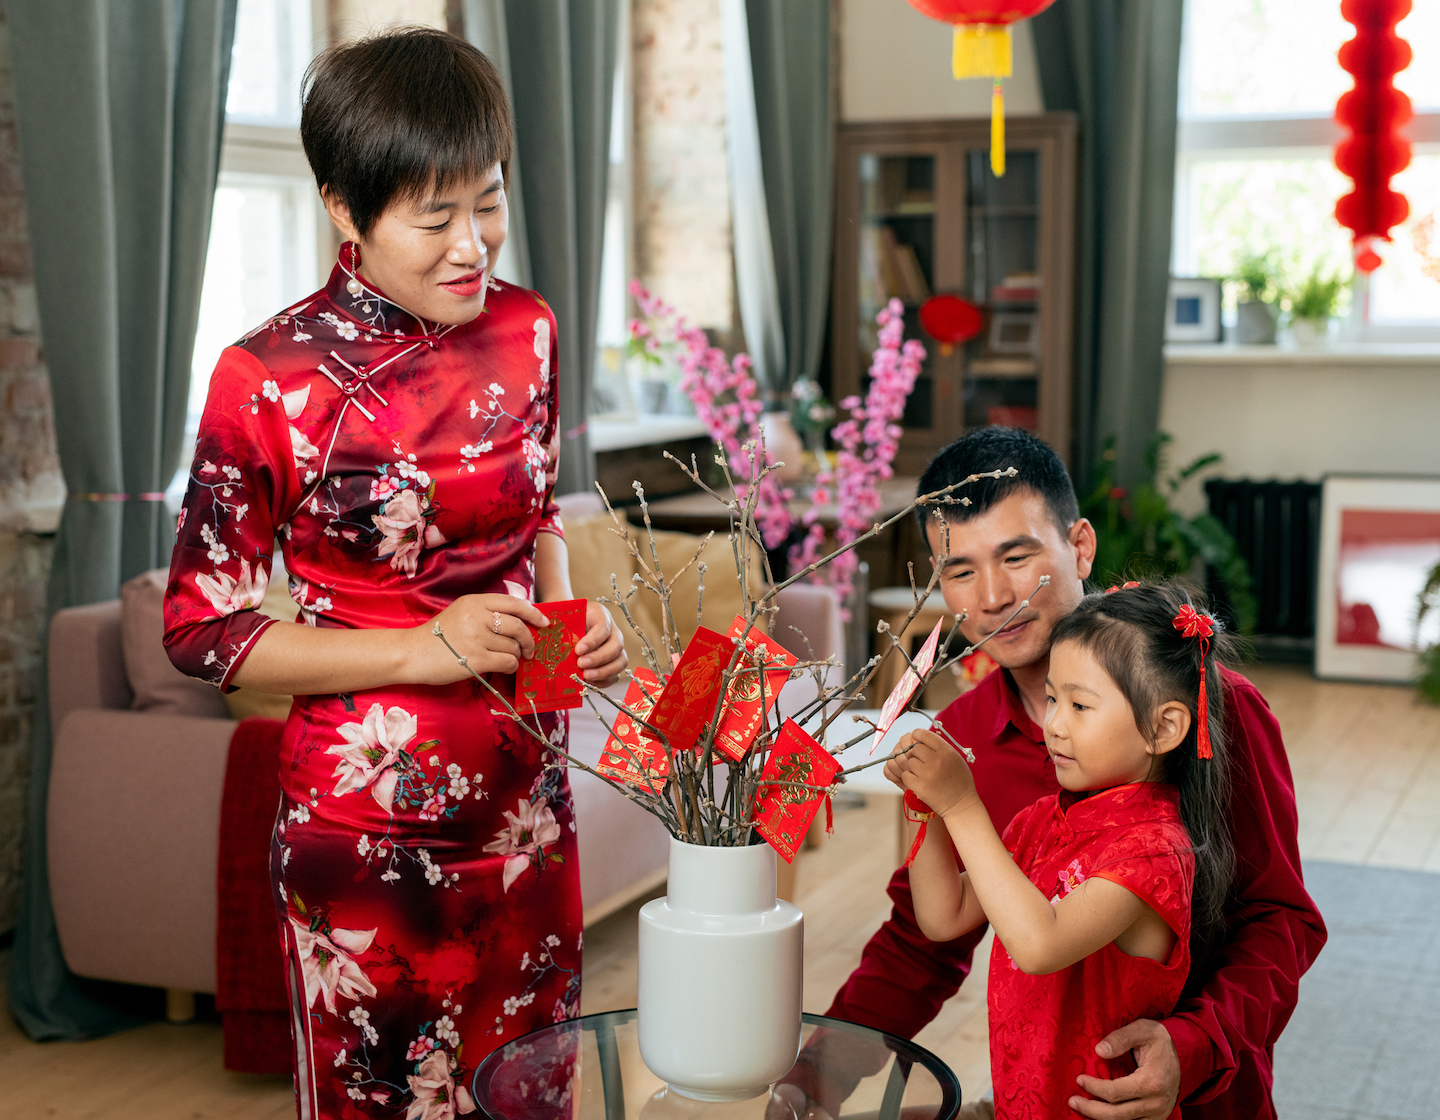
(1287, 265, 1348, 346)
(1415, 561, 1440, 703)
(1233, 250, 1279, 344)
(1080, 434, 1257, 634)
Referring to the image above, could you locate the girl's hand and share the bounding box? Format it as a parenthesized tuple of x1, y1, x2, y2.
(410, 594, 550, 685)
(576, 601, 626, 686)
(889, 729, 980, 818)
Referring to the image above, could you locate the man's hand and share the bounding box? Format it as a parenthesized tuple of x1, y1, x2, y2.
(1069, 1018, 1181, 1119)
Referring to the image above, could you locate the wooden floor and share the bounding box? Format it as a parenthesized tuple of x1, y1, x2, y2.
(5, 665, 1440, 1119)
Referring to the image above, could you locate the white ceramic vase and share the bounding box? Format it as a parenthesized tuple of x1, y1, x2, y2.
(1291, 316, 1333, 347)
(637, 838, 804, 1101)
(759, 412, 805, 482)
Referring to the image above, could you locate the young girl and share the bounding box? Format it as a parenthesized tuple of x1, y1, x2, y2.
(885, 582, 1235, 1119)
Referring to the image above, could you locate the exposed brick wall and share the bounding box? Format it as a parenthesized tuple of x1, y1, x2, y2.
(0, 2, 59, 935)
(631, 0, 734, 331)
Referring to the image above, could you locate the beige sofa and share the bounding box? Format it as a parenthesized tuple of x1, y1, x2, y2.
(45, 509, 844, 1004)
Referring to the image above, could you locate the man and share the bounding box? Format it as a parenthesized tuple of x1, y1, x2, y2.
(814, 428, 1325, 1119)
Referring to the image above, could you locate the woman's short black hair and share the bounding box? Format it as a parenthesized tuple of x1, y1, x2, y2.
(301, 27, 512, 238)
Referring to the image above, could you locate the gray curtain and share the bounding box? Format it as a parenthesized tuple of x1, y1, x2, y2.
(7, 0, 236, 1039)
(1030, 0, 1184, 488)
(722, 0, 834, 399)
(466, 0, 620, 497)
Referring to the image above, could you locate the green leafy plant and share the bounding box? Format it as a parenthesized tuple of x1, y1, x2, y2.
(1234, 250, 1280, 304)
(1415, 562, 1440, 704)
(1080, 434, 1257, 634)
(1287, 265, 1348, 321)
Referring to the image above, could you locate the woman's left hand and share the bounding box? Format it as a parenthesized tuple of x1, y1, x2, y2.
(890, 729, 980, 818)
(576, 601, 626, 686)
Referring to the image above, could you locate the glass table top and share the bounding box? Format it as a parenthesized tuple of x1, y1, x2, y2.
(471, 1010, 961, 1120)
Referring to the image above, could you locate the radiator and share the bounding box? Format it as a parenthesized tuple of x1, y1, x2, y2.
(1204, 479, 1323, 639)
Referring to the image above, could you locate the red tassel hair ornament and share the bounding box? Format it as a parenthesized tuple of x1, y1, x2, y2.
(1172, 604, 1215, 760)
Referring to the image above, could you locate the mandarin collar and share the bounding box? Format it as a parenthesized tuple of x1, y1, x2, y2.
(324, 241, 443, 343)
(990, 667, 1045, 744)
(1053, 782, 1181, 834)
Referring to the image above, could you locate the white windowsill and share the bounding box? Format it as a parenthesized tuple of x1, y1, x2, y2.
(1165, 342, 1440, 366)
(589, 415, 710, 453)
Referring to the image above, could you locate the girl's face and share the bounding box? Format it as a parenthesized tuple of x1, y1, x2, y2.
(1043, 641, 1187, 792)
(323, 164, 508, 326)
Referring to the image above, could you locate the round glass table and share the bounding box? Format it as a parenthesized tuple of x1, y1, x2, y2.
(471, 1010, 961, 1120)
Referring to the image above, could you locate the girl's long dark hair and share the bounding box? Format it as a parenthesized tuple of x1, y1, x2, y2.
(1049, 582, 1236, 945)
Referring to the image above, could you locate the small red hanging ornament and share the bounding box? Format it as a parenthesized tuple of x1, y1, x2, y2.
(919, 294, 984, 356)
(1334, 0, 1413, 273)
(905, 1, 1058, 177)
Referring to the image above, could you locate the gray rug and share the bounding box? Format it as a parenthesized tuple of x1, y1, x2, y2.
(1271, 860, 1440, 1119)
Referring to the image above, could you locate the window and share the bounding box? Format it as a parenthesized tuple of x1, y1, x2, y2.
(591, 13, 633, 418)
(173, 0, 327, 504)
(1173, 0, 1440, 339)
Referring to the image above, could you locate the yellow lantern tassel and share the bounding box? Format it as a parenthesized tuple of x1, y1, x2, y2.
(991, 81, 1006, 177)
(952, 23, 1013, 79)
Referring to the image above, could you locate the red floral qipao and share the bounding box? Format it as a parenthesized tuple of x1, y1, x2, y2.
(164, 245, 582, 1119)
(989, 783, 1194, 1120)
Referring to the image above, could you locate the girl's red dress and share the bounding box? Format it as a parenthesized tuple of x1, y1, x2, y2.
(164, 244, 582, 1119)
(988, 782, 1194, 1120)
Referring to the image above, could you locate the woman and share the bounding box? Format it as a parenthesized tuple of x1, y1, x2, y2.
(164, 28, 625, 1118)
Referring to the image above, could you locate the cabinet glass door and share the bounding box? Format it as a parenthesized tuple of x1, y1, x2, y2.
(963, 149, 1041, 435)
(857, 153, 939, 431)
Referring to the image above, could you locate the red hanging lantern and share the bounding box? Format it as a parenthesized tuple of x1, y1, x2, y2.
(919, 294, 984, 355)
(1334, 0, 1412, 272)
(905, 1, 1058, 176)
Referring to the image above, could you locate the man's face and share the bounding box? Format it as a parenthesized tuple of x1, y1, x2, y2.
(924, 488, 1095, 672)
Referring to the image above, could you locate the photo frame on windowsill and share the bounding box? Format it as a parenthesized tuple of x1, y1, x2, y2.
(1165, 277, 1222, 343)
(1314, 475, 1440, 682)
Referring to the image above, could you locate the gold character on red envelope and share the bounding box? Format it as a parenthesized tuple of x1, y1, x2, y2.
(515, 599, 588, 713)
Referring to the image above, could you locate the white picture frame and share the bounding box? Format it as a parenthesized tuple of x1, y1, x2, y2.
(988, 312, 1038, 356)
(1314, 475, 1440, 682)
(1165, 277, 1222, 343)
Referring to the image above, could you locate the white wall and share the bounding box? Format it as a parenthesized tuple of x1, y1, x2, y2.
(1159, 346, 1440, 516)
(839, 0, 1044, 122)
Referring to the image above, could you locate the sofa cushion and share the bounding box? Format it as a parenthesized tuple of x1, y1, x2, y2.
(121, 570, 229, 718)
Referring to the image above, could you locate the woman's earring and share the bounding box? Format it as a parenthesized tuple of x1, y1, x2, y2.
(346, 277, 363, 296)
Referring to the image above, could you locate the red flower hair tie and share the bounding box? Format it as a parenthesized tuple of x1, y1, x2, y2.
(1172, 604, 1214, 759)
(1105, 581, 1141, 594)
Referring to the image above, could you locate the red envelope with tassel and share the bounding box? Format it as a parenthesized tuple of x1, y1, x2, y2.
(708, 616, 797, 763)
(753, 719, 840, 864)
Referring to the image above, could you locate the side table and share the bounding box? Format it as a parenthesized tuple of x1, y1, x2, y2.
(866, 588, 953, 703)
(471, 1010, 961, 1120)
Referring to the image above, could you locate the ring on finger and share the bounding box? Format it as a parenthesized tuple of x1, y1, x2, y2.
(491, 611, 503, 635)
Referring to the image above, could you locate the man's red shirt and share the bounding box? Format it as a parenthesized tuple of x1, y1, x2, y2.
(825, 666, 1327, 1118)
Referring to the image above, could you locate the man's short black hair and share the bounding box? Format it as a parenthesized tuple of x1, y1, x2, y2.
(301, 28, 512, 238)
(916, 426, 1080, 541)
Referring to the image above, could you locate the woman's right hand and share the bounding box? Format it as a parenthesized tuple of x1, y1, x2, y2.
(406, 594, 552, 685)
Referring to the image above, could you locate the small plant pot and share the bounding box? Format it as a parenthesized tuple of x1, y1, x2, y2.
(1235, 301, 1277, 344)
(636, 378, 669, 415)
(1291, 317, 1333, 347)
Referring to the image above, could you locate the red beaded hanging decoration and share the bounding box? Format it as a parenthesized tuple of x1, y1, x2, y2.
(1172, 604, 1216, 761)
(919, 294, 984, 356)
(904, 1, 1058, 176)
(1334, 0, 1413, 273)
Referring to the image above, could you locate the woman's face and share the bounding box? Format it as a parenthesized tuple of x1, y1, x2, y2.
(324, 164, 508, 326)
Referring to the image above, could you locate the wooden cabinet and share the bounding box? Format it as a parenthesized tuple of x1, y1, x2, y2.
(832, 114, 1078, 474)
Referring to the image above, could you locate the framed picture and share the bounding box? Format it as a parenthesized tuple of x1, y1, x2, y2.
(988, 312, 1038, 356)
(1165, 277, 1222, 343)
(1315, 475, 1440, 682)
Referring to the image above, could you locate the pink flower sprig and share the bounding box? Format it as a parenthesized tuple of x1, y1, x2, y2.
(791, 299, 925, 615)
(628, 280, 794, 548)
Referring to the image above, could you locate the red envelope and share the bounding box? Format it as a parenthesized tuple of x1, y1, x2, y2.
(874, 618, 943, 741)
(515, 599, 588, 713)
(753, 719, 840, 864)
(709, 616, 797, 763)
(647, 626, 734, 754)
(596, 669, 669, 789)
